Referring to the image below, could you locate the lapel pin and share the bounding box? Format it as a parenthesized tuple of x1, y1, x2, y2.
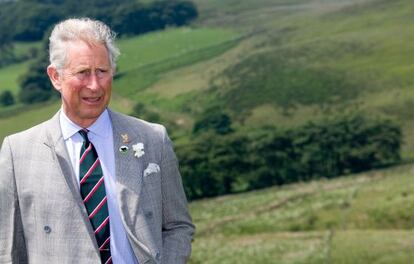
(121, 133, 130, 143)
(119, 145, 129, 153)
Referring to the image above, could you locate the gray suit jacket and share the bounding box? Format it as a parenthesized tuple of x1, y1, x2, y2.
(0, 110, 195, 264)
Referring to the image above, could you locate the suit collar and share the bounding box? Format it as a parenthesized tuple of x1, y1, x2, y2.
(43, 110, 64, 147)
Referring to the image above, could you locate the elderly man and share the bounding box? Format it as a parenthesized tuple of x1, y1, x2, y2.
(0, 18, 194, 264)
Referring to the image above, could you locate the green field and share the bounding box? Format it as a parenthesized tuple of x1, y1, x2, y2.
(0, 61, 31, 94)
(0, 101, 60, 138)
(114, 27, 241, 104)
(0, 41, 41, 94)
(189, 164, 414, 263)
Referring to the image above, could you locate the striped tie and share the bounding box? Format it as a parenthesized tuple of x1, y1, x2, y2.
(79, 130, 112, 264)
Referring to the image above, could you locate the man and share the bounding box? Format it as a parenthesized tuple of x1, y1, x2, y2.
(0, 18, 194, 264)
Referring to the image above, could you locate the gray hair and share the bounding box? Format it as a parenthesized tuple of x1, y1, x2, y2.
(48, 17, 120, 71)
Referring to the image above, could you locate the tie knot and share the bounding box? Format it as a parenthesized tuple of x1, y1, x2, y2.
(78, 129, 89, 142)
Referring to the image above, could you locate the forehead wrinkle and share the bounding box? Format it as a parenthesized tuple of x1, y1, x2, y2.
(64, 40, 111, 70)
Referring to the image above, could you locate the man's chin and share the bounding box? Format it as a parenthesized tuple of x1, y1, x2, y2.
(73, 109, 105, 126)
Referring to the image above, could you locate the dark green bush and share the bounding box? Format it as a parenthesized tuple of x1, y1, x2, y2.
(178, 132, 250, 200)
(178, 113, 402, 200)
(18, 55, 55, 104)
(131, 103, 161, 123)
(193, 107, 233, 135)
(0, 90, 15, 106)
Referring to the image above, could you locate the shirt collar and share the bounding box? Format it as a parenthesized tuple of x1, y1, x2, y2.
(60, 108, 112, 140)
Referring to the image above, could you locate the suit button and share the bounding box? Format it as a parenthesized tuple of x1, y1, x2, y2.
(145, 211, 153, 219)
(155, 252, 161, 260)
(44, 226, 51, 234)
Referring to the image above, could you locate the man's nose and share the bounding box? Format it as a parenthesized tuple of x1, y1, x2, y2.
(86, 72, 100, 90)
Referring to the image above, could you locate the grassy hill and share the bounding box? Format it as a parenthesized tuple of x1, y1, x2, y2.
(189, 163, 414, 263)
(185, 0, 414, 159)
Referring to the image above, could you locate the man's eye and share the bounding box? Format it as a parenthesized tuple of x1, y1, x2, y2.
(76, 70, 89, 79)
(96, 69, 109, 78)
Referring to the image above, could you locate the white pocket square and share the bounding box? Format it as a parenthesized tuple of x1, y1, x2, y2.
(144, 163, 160, 177)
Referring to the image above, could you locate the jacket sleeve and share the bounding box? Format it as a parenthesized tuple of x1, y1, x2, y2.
(0, 137, 28, 263)
(160, 128, 195, 264)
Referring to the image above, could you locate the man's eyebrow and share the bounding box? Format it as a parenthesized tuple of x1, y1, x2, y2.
(70, 64, 89, 70)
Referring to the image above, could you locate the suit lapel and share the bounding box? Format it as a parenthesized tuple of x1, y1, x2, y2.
(110, 110, 145, 197)
(43, 111, 100, 252)
(109, 111, 154, 262)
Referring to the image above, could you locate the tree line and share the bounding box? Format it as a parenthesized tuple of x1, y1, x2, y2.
(176, 111, 402, 200)
(0, 0, 198, 43)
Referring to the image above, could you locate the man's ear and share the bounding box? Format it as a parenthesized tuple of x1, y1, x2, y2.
(47, 65, 62, 92)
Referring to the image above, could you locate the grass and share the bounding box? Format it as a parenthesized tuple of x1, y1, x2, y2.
(0, 101, 60, 141)
(117, 27, 240, 72)
(330, 230, 414, 264)
(13, 41, 42, 58)
(114, 27, 241, 103)
(192, 0, 308, 27)
(190, 232, 326, 264)
(0, 61, 31, 94)
(0, 41, 41, 94)
(189, 164, 414, 263)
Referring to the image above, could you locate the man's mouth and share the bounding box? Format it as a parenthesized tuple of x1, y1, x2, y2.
(82, 96, 102, 103)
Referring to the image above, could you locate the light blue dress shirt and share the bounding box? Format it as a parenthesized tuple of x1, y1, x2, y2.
(60, 109, 138, 264)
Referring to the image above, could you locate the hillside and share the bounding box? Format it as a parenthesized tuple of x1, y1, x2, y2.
(188, 0, 414, 159)
(189, 163, 414, 263)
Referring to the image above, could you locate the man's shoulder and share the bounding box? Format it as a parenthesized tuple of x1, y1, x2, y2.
(109, 110, 167, 137)
(5, 114, 58, 144)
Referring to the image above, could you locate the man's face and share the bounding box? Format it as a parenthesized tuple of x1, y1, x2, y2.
(48, 40, 113, 128)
